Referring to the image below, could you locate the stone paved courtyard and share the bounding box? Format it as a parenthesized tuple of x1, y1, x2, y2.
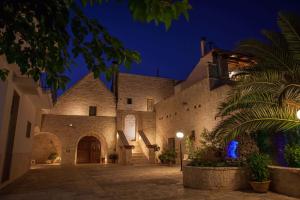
(0, 164, 298, 200)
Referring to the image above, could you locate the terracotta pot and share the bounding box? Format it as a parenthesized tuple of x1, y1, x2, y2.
(250, 180, 271, 193)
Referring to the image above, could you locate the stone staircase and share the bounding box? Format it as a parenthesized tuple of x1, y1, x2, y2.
(131, 142, 149, 165)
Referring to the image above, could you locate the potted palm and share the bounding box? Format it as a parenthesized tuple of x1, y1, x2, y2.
(247, 153, 271, 193)
(109, 152, 119, 163)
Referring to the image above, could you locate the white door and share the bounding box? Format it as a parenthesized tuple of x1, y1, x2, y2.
(124, 114, 136, 141)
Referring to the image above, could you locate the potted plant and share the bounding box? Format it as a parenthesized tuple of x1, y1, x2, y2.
(247, 153, 271, 193)
(158, 149, 177, 165)
(109, 152, 119, 163)
(284, 144, 300, 168)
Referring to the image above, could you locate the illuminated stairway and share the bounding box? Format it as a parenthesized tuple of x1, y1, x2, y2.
(131, 142, 149, 165)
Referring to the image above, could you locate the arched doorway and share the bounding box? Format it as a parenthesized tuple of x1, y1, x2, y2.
(124, 114, 136, 141)
(76, 136, 101, 164)
(31, 133, 62, 164)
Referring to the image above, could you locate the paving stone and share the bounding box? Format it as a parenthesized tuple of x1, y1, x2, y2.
(0, 165, 298, 200)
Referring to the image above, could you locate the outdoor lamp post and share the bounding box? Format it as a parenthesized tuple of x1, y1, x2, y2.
(176, 131, 184, 171)
(297, 110, 300, 120)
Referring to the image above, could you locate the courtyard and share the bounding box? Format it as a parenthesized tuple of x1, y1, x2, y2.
(0, 164, 298, 200)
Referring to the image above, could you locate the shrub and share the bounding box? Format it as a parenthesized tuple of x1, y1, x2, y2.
(48, 153, 58, 161)
(109, 153, 119, 163)
(247, 153, 271, 182)
(284, 144, 300, 168)
(159, 149, 177, 164)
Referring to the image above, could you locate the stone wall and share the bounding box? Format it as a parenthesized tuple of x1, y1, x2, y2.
(40, 114, 116, 165)
(155, 78, 230, 153)
(50, 73, 116, 117)
(117, 73, 175, 112)
(269, 165, 300, 198)
(183, 166, 249, 190)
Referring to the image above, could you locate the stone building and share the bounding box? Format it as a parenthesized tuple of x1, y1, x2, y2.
(0, 42, 252, 188)
(32, 46, 251, 166)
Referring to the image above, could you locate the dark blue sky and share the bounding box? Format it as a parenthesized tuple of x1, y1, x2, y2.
(60, 0, 300, 94)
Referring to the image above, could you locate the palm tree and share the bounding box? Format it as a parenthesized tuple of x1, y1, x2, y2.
(213, 12, 300, 142)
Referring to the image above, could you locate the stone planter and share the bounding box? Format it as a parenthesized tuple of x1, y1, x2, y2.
(183, 166, 249, 190)
(269, 165, 300, 198)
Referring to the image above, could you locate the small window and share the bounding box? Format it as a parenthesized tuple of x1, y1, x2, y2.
(26, 121, 31, 138)
(168, 138, 175, 151)
(147, 98, 154, 111)
(190, 130, 196, 141)
(127, 98, 132, 105)
(89, 106, 97, 116)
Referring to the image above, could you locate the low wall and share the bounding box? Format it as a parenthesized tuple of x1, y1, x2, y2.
(183, 166, 248, 190)
(269, 165, 300, 198)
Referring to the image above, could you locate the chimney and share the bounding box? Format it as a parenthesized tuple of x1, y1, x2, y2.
(208, 41, 214, 51)
(200, 37, 206, 57)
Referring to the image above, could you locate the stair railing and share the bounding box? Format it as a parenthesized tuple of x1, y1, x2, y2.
(137, 130, 157, 164)
(116, 130, 134, 164)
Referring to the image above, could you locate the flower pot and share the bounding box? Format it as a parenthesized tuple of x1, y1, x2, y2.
(249, 180, 271, 193)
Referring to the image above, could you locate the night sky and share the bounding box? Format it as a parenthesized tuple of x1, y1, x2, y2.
(59, 0, 300, 95)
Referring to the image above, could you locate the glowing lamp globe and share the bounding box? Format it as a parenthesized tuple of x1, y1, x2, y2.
(176, 132, 184, 139)
(297, 110, 300, 120)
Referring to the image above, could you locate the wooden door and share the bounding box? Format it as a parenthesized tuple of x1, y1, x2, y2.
(2, 91, 20, 183)
(77, 136, 100, 163)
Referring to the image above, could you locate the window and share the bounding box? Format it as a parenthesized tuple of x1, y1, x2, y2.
(147, 98, 154, 111)
(26, 121, 31, 138)
(127, 98, 132, 105)
(89, 106, 97, 116)
(189, 130, 196, 141)
(168, 138, 175, 151)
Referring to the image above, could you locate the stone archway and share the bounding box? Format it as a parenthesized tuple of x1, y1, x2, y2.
(124, 114, 136, 141)
(76, 136, 101, 164)
(31, 133, 62, 164)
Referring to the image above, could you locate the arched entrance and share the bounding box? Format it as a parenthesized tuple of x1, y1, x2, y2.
(76, 136, 101, 164)
(31, 133, 62, 164)
(124, 114, 136, 141)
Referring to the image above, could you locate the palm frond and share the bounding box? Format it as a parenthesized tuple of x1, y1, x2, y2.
(278, 12, 300, 62)
(238, 39, 297, 72)
(213, 106, 300, 142)
(279, 83, 300, 107)
(218, 92, 277, 117)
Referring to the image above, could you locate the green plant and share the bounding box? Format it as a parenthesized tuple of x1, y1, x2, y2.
(247, 153, 271, 182)
(48, 153, 58, 161)
(109, 153, 119, 163)
(212, 12, 300, 142)
(158, 149, 177, 164)
(185, 136, 195, 159)
(284, 144, 300, 167)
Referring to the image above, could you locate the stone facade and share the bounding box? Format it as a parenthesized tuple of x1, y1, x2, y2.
(50, 73, 116, 117)
(32, 51, 235, 166)
(117, 73, 175, 112)
(155, 78, 230, 153)
(40, 114, 116, 165)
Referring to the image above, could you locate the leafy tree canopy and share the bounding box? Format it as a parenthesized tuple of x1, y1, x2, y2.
(0, 0, 191, 90)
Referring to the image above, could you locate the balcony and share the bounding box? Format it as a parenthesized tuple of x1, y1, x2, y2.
(12, 73, 55, 109)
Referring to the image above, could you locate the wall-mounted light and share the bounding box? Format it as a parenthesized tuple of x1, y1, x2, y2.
(297, 110, 300, 120)
(176, 131, 184, 139)
(68, 124, 73, 127)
